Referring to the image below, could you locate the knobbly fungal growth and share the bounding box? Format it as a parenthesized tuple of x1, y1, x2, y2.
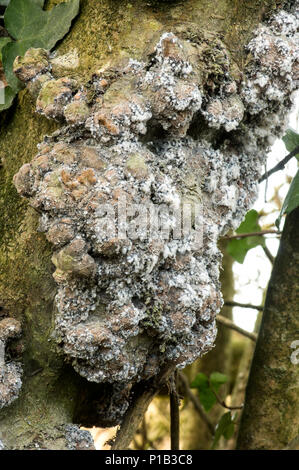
(65, 425, 95, 450)
(0, 318, 22, 410)
(12, 8, 299, 425)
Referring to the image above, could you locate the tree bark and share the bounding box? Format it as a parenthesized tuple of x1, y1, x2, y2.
(237, 207, 299, 449)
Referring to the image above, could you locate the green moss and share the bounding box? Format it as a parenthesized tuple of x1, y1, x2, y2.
(0, 91, 57, 254)
(45, 0, 281, 86)
(0, 91, 77, 448)
(126, 153, 148, 179)
(64, 100, 90, 123)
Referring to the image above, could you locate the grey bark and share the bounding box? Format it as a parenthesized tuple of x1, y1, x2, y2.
(237, 207, 299, 449)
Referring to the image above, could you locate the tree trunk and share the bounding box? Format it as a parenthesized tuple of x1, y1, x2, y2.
(237, 207, 299, 449)
(0, 0, 297, 449)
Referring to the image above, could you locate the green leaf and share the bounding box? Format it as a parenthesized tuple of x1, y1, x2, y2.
(0, 0, 44, 5)
(0, 85, 16, 111)
(4, 0, 79, 49)
(227, 209, 265, 263)
(211, 412, 236, 449)
(0, 0, 79, 110)
(210, 372, 228, 393)
(190, 372, 216, 412)
(282, 128, 299, 160)
(0, 37, 11, 61)
(276, 169, 299, 228)
(1, 40, 31, 91)
(32, 0, 45, 6)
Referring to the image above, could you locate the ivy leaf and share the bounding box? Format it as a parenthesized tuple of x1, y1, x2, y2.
(227, 209, 265, 264)
(1, 39, 32, 91)
(0, 38, 15, 111)
(282, 128, 299, 160)
(191, 371, 228, 412)
(0, 36, 11, 61)
(210, 372, 228, 393)
(211, 412, 237, 449)
(0, 0, 79, 110)
(4, 0, 45, 4)
(31, 0, 45, 5)
(190, 372, 216, 412)
(276, 169, 299, 229)
(0, 85, 16, 111)
(4, 0, 79, 49)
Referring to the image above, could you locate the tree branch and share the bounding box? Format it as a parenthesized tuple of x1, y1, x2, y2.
(209, 385, 243, 411)
(111, 365, 175, 450)
(216, 315, 257, 341)
(262, 245, 275, 264)
(224, 301, 264, 311)
(224, 230, 280, 240)
(259, 145, 299, 183)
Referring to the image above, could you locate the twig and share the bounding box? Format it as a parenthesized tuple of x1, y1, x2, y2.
(28, 367, 44, 377)
(216, 315, 257, 341)
(178, 372, 215, 436)
(170, 370, 180, 450)
(209, 383, 243, 411)
(259, 145, 299, 183)
(224, 301, 264, 311)
(111, 364, 175, 450)
(224, 230, 280, 240)
(262, 245, 275, 264)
